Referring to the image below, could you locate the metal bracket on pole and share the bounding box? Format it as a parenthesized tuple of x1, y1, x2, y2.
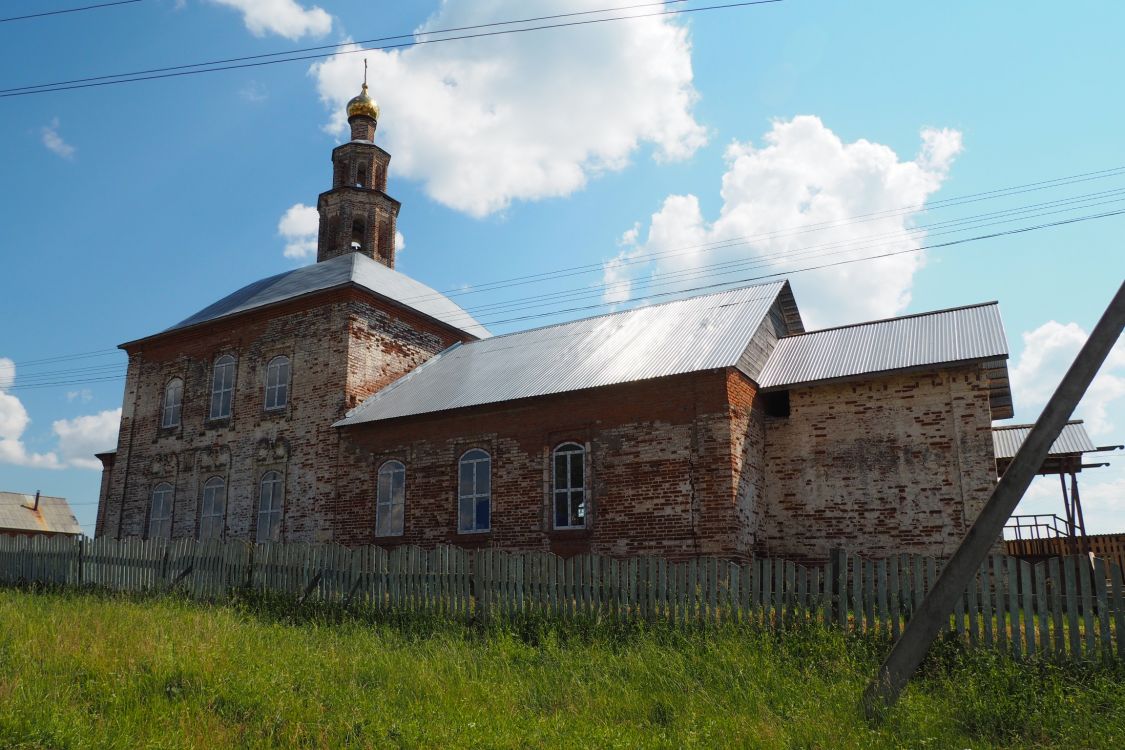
(863, 280, 1125, 718)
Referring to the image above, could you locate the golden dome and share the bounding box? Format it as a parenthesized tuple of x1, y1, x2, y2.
(346, 82, 379, 121)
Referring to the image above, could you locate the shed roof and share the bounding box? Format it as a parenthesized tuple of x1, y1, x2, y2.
(336, 281, 795, 426)
(757, 302, 1011, 411)
(127, 252, 489, 345)
(992, 420, 1097, 460)
(0, 492, 82, 535)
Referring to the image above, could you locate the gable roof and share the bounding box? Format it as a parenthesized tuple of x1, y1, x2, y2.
(336, 281, 797, 426)
(757, 301, 1008, 383)
(128, 252, 489, 345)
(0, 492, 82, 535)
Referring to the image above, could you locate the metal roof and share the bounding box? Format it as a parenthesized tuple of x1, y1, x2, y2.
(757, 302, 1009, 389)
(0, 492, 82, 535)
(992, 420, 1097, 459)
(336, 281, 791, 426)
(151, 252, 489, 342)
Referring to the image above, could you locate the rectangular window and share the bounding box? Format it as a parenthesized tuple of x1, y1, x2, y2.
(376, 461, 405, 537)
(209, 356, 236, 421)
(199, 478, 226, 540)
(264, 357, 290, 411)
(256, 471, 284, 542)
(148, 484, 174, 539)
(458, 450, 491, 533)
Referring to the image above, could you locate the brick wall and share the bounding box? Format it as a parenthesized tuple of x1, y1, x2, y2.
(755, 365, 997, 562)
(96, 286, 464, 543)
(333, 369, 757, 559)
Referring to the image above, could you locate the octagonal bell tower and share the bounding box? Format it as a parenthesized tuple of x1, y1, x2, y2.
(316, 77, 401, 267)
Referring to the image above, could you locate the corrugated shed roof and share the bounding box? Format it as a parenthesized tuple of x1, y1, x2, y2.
(757, 302, 1009, 389)
(337, 282, 790, 425)
(0, 493, 82, 535)
(992, 420, 1097, 459)
(151, 252, 489, 341)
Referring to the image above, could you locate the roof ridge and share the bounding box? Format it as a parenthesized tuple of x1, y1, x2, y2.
(474, 280, 788, 344)
(779, 300, 1000, 338)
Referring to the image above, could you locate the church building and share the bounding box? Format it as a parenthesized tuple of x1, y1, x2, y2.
(95, 81, 1014, 562)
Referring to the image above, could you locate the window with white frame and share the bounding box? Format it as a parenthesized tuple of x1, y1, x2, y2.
(376, 460, 405, 537)
(552, 443, 586, 529)
(256, 470, 284, 542)
(161, 378, 183, 428)
(199, 476, 226, 540)
(458, 449, 491, 533)
(264, 356, 290, 411)
(209, 355, 236, 420)
(149, 482, 174, 539)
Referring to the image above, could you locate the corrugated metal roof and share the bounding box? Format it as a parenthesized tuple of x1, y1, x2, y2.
(757, 302, 1009, 389)
(155, 252, 489, 341)
(336, 281, 789, 425)
(992, 420, 1096, 459)
(0, 493, 82, 535)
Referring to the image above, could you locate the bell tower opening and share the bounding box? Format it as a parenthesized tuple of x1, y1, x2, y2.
(315, 65, 401, 268)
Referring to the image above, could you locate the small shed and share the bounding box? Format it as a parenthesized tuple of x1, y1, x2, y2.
(0, 492, 82, 538)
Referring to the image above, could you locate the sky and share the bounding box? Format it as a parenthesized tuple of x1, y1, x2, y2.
(0, 0, 1123, 538)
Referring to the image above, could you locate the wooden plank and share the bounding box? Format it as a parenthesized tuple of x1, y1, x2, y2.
(966, 564, 978, 645)
(876, 559, 888, 636)
(889, 556, 901, 639)
(1048, 557, 1064, 656)
(1007, 557, 1022, 658)
(1092, 557, 1111, 657)
(1110, 561, 1125, 660)
(863, 558, 875, 633)
(783, 561, 795, 627)
(852, 557, 863, 634)
(773, 558, 784, 630)
(1020, 559, 1036, 656)
(1034, 562, 1050, 658)
(1078, 556, 1096, 657)
(1063, 555, 1081, 658)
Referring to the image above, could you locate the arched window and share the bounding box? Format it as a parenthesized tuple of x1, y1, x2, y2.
(209, 355, 236, 420)
(199, 476, 226, 540)
(552, 443, 586, 529)
(458, 449, 491, 533)
(149, 482, 174, 539)
(376, 460, 405, 537)
(256, 471, 284, 542)
(264, 356, 290, 411)
(161, 378, 183, 428)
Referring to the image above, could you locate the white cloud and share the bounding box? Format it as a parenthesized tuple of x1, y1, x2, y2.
(210, 0, 330, 40)
(41, 118, 75, 159)
(278, 203, 319, 259)
(239, 80, 268, 103)
(395, 230, 405, 253)
(311, 0, 706, 217)
(0, 358, 61, 469)
(52, 409, 121, 471)
(1009, 320, 1125, 436)
(608, 117, 963, 327)
(66, 389, 93, 403)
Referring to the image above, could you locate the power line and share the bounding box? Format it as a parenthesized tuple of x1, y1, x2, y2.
(6, 206, 1123, 390)
(0, 0, 783, 98)
(2, 0, 690, 94)
(0, 0, 142, 25)
(6, 164, 1125, 374)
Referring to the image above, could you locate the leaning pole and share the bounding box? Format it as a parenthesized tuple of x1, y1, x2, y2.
(863, 279, 1125, 718)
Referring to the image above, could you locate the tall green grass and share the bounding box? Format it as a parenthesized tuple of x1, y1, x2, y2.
(0, 587, 1121, 749)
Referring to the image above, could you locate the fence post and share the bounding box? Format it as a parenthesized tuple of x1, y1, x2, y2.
(830, 548, 845, 627)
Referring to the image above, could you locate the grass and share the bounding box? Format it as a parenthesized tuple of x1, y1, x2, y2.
(0, 587, 1122, 749)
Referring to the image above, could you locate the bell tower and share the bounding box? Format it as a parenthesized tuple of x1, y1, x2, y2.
(317, 70, 401, 267)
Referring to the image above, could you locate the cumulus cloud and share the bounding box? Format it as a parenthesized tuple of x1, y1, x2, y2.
(210, 0, 330, 40)
(52, 409, 121, 471)
(41, 118, 75, 159)
(311, 0, 706, 217)
(278, 203, 319, 259)
(607, 117, 963, 327)
(1009, 320, 1125, 436)
(0, 358, 61, 469)
(395, 230, 405, 253)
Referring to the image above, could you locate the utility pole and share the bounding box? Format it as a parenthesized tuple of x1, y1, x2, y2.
(863, 280, 1125, 717)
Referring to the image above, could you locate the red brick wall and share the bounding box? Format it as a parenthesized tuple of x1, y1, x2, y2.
(333, 369, 756, 559)
(96, 286, 464, 543)
(755, 365, 997, 562)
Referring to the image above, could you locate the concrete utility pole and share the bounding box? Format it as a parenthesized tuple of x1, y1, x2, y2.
(863, 280, 1125, 718)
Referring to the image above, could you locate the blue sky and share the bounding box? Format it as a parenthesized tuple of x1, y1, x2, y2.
(1, 0, 1123, 537)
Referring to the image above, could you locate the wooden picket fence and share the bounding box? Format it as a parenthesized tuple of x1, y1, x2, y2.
(0, 535, 1122, 661)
